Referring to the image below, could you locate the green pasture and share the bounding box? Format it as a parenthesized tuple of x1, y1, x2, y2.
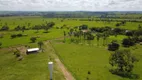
(0, 16, 142, 30)
(52, 41, 142, 80)
(0, 29, 64, 47)
(0, 46, 65, 80)
(0, 16, 142, 80)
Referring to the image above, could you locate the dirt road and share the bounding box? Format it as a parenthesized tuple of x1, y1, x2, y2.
(45, 41, 75, 80)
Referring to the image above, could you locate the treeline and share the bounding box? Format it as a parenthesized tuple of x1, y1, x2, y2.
(79, 18, 142, 23)
(0, 22, 55, 32)
(1, 11, 142, 19)
(63, 24, 142, 49)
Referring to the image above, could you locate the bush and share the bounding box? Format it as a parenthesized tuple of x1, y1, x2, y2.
(17, 33, 23, 37)
(79, 25, 88, 30)
(0, 42, 2, 48)
(1, 25, 9, 31)
(14, 25, 21, 31)
(87, 33, 94, 40)
(0, 34, 4, 38)
(108, 40, 119, 51)
(11, 34, 17, 38)
(11, 33, 23, 38)
(122, 38, 135, 47)
(30, 37, 37, 43)
(138, 36, 142, 42)
(125, 31, 133, 36)
(38, 41, 44, 49)
(14, 50, 21, 57)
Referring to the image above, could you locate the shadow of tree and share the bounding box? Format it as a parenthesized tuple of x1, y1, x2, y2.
(110, 69, 140, 79)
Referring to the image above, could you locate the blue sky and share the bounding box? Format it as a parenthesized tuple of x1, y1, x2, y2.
(0, 0, 142, 11)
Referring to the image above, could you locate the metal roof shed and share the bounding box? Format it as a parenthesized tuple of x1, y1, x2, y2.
(26, 48, 39, 54)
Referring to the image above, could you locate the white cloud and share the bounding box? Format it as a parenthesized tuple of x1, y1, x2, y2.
(0, 0, 141, 11)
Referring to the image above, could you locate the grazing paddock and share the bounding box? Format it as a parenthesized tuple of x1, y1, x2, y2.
(52, 41, 142, 80)
(0, 45, 65, 80)
(0, 16, 142, 80)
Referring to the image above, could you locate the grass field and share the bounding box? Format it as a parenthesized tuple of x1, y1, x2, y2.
(0, 29, 64, 47)
(0, 16, 142, 30)
(0, 45, 65, 80)
(0, 16, 142, 80)
(52, 41, 142, 80)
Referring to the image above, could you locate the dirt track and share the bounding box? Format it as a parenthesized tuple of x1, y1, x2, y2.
(45, 41, 75, 80)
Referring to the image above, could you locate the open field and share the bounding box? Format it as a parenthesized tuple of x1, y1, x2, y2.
(0, 16, 142, 47)
(52, 41, 142, 80)
(0, 15, 142, 80)
(0, 45, 65, 80)
(0, 29, 64, 47)
(0, 16, 142, 30)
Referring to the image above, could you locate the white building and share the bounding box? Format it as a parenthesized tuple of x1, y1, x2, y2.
(26, 48, 39, 54)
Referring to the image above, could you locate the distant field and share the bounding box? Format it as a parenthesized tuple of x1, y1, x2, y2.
(0, 16, 142, 30)
(0, 16, 141, 47)
(0, 29, 64, 47)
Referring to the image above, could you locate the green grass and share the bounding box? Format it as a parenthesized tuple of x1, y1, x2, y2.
(52, 42, 142, 80)
(0, 29, 64, 47)
(0, 46, 65, 80)
(0, 16, 142, 30)
(0, 16, 142, 80)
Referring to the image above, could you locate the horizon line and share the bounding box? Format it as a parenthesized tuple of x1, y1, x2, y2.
(0, 10, 142, 12)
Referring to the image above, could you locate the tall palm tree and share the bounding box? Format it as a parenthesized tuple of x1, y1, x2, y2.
(96, 33, 101, 46)
(63, 31, 66, 42)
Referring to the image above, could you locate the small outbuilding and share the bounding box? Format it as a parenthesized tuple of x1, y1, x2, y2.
(26, 48, 39, 54)
(82, 30, 89, 33)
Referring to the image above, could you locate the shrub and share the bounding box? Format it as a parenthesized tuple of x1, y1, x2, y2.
(17, 33, 23, 37)
(122, 38, 135, 47)
(38, 41, 44, 49)
(0, 42, 2, 48)
(11, 33, 24, 39)
(30, 37, 37, 43)
(125, 31, 133, 36)
(108, 40, 119, 51)
(138, 36, 142, 42)
(1, 25, 9, 31)
(14, 25, 21, 31)
(11, 34, 17, 38)
(79, 24, 88, 30)
(0, 34, 4, 38)
(14, 50, 21, 57)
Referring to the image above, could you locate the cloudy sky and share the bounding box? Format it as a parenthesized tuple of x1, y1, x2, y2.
(0, 0, 142, 11)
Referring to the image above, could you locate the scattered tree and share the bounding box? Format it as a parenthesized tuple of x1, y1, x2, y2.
(14, 49, 21, 57)
(125, 31, 133, 37)
(122, 38, 135, 47)
(22, 26, 26, 32)
(79, 24, 88, 30)
(108, 40, 120, 51)
(0, 42, 2, 48)
(14, 25, 21, 31)
(109, 49, 139, 78)
(11, 34, 17, 39)
(38, 41, 44, 49)
(63, 31, 66, 42)
(30, 37, 37, 43)
(1, 25, 9, 31)
(96, 33, 101, 46)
